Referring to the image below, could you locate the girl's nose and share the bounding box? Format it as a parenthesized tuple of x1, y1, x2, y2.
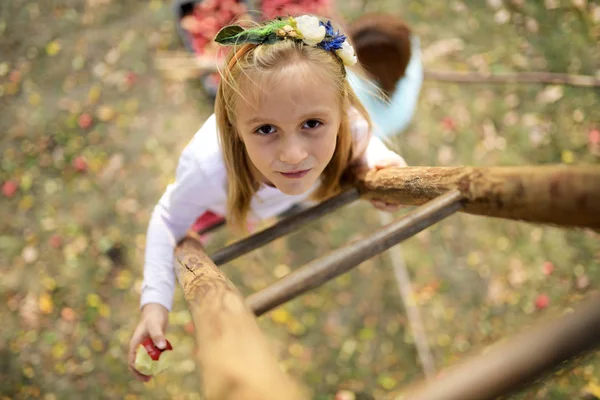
(279, 136, 308, 166)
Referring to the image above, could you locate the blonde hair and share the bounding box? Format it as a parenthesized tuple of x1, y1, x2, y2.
(214, 29, 372, 232)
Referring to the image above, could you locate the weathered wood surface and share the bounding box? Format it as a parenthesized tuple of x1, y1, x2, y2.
(174, 235, 307, 400)
(355, 165, 600, 229)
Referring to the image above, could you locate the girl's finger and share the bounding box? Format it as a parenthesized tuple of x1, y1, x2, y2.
(129, 364, 152, 382)
(370, 199, 387, 209)
(128, 327, 152, 382)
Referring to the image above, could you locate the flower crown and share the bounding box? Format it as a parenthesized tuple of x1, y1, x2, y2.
(214, 15, 357, 67)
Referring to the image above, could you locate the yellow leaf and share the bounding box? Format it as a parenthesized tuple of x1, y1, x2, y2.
(96, 105, 115, 121)
(5, 82, 19, 95)
(52, 343, 67, 359)
(46, 41, 61, 56)
(271, 308, 291, 324)
(98, 304, 111, 318)
(19, 195, 35, 211)
(86, 293, 100, 308)
(583, 382, 600, 398)
(115, 270, 133, 290)
(87, 85, 102, 104)
(22, 366, 35, 379)
(43, 276, 56, 291)
(39, 293, 54, 314)
(77, 345, 91, 359)
(437, 333, 451, 347)
(91, 339, 104, 352)
(54, 363, 66, 375)
(20, 174, 33, 191)
(0, 62, 9, 76)
(561, 150, 574, 164)
(28, 92, 41, 106)
(467, 251, 481, 266)
(377, 374, 397, 390)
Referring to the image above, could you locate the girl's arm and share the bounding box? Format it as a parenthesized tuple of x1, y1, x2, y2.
(130, 135, 218, 381)
(140, 113, 225, 312)
(140, 147, 214, 312)
(348, 109, 408, 212)
(348, 108, 407, 172)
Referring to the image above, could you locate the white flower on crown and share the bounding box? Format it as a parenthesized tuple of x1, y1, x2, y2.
(335, 40, 357, 66)
(294, 15, 326, 46)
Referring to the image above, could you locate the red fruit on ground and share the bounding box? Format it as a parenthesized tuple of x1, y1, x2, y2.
(535, 294, 550, 310)
(442, 116, 456, 131)
(2, 180, 18, 197)
(49, 234, 63, 249)
(184, 321, 195, 334)
(72, 156, 88, 172)
(125, 72, 137, 86)
(9, 70, 21, 83)
(78, 113, 93, 129)
(542, 261, 554, 276)
(590, 129, 600, 145)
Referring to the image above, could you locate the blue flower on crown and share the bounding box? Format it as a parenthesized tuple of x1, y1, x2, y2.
(317, 20, 346, 51)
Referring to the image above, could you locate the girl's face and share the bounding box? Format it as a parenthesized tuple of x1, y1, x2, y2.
(235, 63, 342, 196)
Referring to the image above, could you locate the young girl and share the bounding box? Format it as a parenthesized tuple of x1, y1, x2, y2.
(128, 14, 408, 381)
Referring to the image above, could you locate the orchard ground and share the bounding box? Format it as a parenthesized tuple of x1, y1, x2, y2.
(1, 1, 599, 399)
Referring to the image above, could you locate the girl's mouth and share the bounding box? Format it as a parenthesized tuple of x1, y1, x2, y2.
(279, 169, 311, 179)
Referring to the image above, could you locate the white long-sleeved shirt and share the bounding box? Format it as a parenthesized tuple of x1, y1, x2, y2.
(140, 112, 401, 311)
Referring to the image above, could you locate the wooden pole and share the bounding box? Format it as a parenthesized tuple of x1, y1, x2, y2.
(355, 165, 600, 229)
(378, 211, 437, 380)
(424, 69, 600, 88)
(247, 190, 464, 316)
(393, 293, 600, 400)
(210, 188, 359, 265)
(174, 237, 307, 400)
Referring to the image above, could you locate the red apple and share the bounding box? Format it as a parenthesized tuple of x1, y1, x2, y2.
(542, 261, 554, 276)
(49, 234, 63, 249)
(2, 180, 18, 197)
(78, 113, 93, 129)
(535, 294, 550, 310)
(141, 337, 173, 361)
(72, 156, 88, 172)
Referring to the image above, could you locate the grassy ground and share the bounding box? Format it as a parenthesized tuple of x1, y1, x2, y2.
(1, 0, 599, 399)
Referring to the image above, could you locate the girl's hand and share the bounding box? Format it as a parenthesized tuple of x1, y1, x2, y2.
(369, 155, 408, 212)
(128, 303, 169, 382)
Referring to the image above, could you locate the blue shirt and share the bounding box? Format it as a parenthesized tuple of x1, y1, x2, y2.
(347, 36, 423, 138)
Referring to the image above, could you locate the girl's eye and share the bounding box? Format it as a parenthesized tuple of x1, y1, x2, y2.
(255, 125, 276, 135)
(303, 119, 323, 129)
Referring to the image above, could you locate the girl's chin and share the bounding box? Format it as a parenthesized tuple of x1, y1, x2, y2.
(270, 176, 317, 196)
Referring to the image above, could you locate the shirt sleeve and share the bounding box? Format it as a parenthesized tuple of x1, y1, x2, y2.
(140, 123, 220, 311)
(349, 108, 407, 169)
(362, 135, 406, 169)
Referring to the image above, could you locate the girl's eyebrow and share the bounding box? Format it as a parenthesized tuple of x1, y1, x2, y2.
(245, 110, 333, 126)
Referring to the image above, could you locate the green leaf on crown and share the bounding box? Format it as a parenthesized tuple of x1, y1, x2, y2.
(214, 25, 245, 44)
(214, 21, 289, 45)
